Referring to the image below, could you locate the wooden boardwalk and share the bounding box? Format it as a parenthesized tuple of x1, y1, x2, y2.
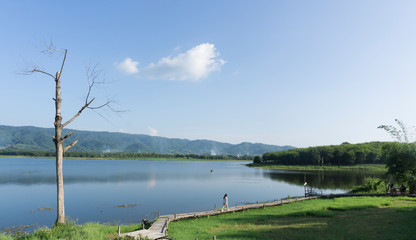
(121, 196, 319, 239)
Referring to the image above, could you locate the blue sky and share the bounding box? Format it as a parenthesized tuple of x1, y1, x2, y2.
(1, 1, 416, 148)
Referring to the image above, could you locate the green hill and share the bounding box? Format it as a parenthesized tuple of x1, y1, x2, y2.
(0, 125, 294, 156)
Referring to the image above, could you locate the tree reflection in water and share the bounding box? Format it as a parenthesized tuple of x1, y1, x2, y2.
(263, 169, 385, 190)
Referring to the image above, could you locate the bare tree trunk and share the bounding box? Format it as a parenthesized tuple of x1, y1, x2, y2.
(54, 70, 65, 224)
(55, 139, 65, 224)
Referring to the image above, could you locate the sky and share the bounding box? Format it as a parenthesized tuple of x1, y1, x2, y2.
(1, 1, 416, 148)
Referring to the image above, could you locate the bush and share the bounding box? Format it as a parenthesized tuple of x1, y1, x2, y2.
(350, 177, 386, 193)
(253, 156, 262, 164)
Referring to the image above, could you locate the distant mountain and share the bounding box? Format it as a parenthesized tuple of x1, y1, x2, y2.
(0, 125, 294, 156)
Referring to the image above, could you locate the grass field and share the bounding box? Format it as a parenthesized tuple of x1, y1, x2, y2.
(168, 196, 416, 240)
(0, 222, 139, 240)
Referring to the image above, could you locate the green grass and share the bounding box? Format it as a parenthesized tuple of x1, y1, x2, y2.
(0, 221, 139, 240)
(168, 196, 416, 240)
(248, 163, 387, 172)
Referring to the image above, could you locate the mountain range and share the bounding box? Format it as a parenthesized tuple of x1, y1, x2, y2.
(0, 125, 294, 156)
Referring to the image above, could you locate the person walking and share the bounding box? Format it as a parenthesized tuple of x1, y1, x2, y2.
(222, 193, 229, 211)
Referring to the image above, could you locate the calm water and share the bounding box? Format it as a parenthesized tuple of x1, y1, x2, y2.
(0, 157, 383, 230)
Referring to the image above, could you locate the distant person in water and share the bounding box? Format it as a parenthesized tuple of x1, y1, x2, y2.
(222, 193, 229, 210)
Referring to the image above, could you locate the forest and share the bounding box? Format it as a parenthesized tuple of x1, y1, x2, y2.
(0, 149, 254, 160)
(259, 142, 390, 165)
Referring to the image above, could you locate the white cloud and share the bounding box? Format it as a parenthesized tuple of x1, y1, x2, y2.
(142, 43, 224, 81)
(117, 43, 225, 81)
(116, 57, 139, 74)
(148, 127, 158, 136)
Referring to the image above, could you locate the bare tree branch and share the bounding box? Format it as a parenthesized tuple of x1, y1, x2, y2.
(88, 100, 111, 110)
(26, 69, 56, 79)
(91, 108, 111, 123)
(62, 131, 76, 142)
(19, 45, 67, 80)
(63, 61, 124, 127)
(62, 98, 95, 128)
(89, 102, 127, 125)
(85, 77, 94, 105)
(64, 140, 78, 152)
(59, 49, 68, 78)
(40, 41, 66, 55)
(106, 101, 127, 114)
(84, 64, 104, 104)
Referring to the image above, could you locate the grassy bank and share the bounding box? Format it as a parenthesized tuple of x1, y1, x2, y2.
(248, 163, 387, 172)
(168, 196, 416, 240)
(0, 222, 139, 240)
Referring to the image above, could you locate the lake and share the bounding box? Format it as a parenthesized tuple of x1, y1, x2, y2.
(0, 157, 384, 231)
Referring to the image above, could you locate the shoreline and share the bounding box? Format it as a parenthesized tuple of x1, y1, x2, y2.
(247, 163, 387, 171)
(0, 155, 251, 162)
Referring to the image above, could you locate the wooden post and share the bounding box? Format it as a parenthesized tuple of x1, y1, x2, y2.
(117, 226, 120, 236)
(257, 201, 259, 204)
(158, 212, 160, 218)
(174, 213, 177, 219)
(142, 223, 145, 230)
(213, 235, 216, 240)
(214, 204, 216, 210)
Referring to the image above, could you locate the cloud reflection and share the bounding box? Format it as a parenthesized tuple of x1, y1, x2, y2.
(147, 173, 156, 189)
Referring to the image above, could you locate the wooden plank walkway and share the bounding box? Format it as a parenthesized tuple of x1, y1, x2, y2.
(121, 196, 320, 239)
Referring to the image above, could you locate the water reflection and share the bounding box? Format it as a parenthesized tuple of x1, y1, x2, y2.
(264, 169, 385, 190)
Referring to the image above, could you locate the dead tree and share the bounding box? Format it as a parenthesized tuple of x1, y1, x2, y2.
(28, 47, 111, 224)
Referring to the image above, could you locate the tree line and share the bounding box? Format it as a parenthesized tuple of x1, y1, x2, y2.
(258, 142, 389, 165)
(0, 149, 254, 160)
